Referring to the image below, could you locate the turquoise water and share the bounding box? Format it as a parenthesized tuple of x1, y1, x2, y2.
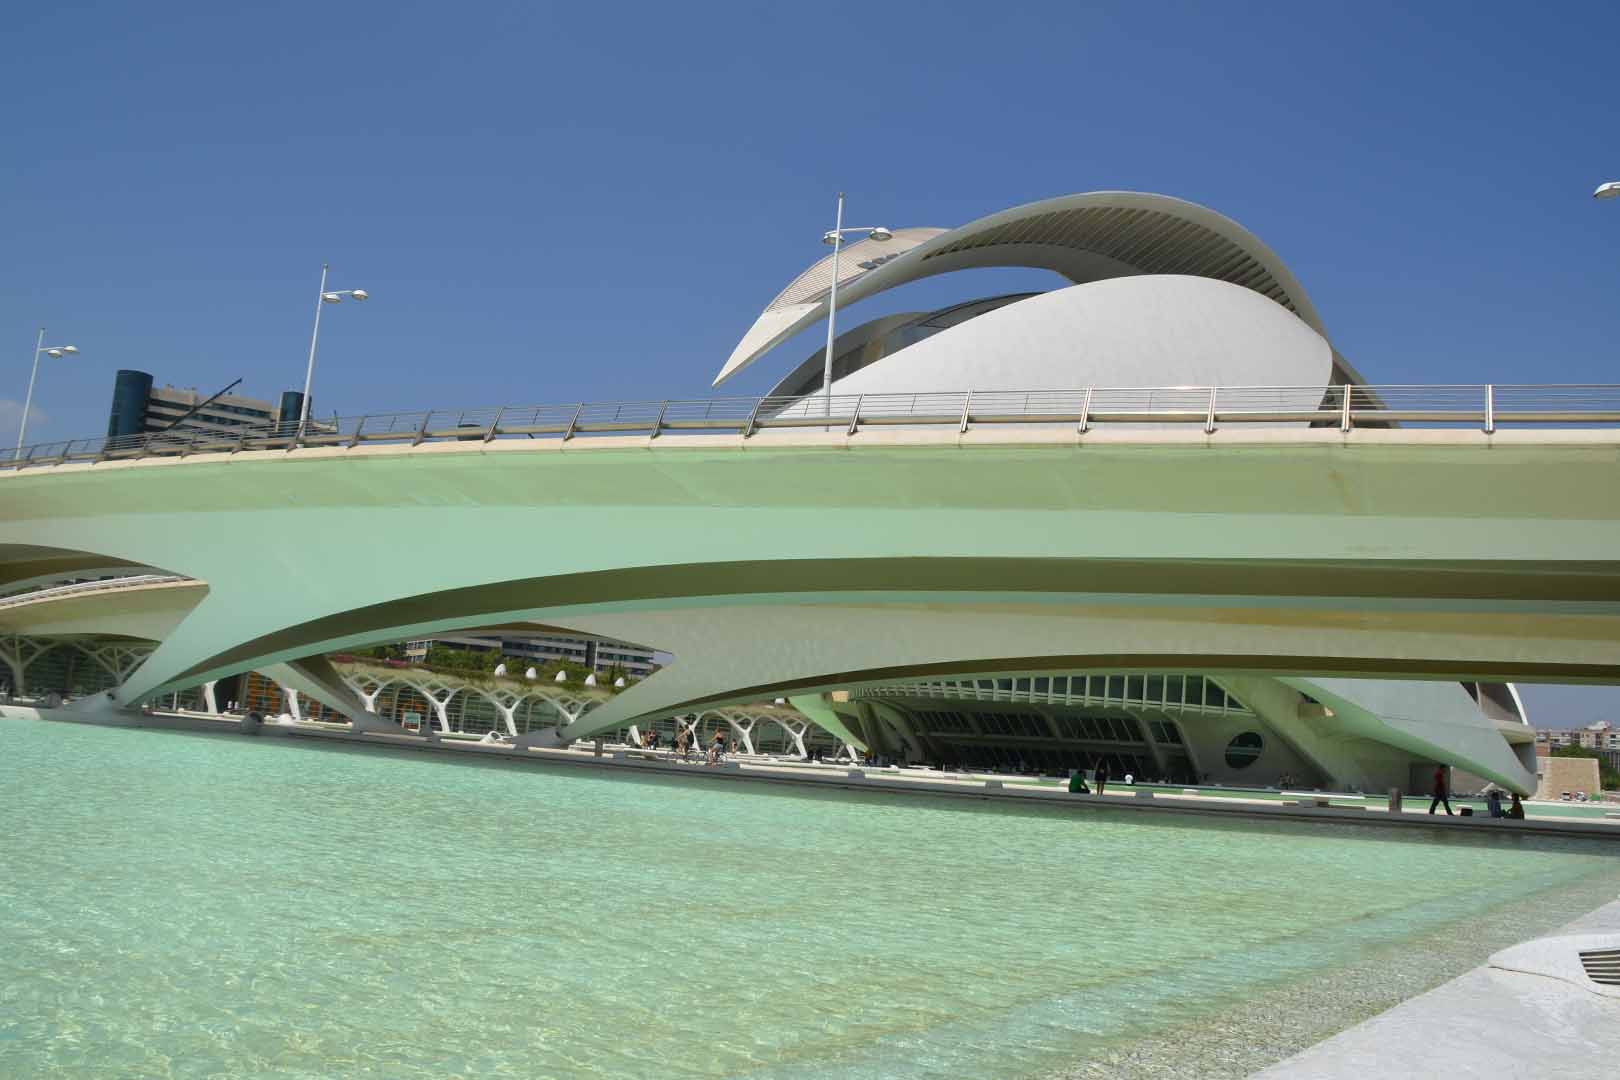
(3, 721, 1618, 1079)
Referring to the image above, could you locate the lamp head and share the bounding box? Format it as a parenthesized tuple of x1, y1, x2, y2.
(45, 348, 63, 358)
(61, 345, 80, 355)
(322, 292, 343, 303)
(1596, 181, 1620, 201)
(349, 289, 369, 301)
(868, 226, 893, 241)
(822, 230, 840, 245)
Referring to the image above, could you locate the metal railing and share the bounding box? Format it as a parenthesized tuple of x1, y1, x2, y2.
(8, 383, 1620, 472)
(0, 574, 195, 607)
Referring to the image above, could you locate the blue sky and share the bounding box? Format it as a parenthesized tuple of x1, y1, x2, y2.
(7, 1, 1619, 725)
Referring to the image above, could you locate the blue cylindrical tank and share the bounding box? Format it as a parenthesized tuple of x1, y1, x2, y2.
(278, 391, 306, 433)
(107, 370, 153, 438)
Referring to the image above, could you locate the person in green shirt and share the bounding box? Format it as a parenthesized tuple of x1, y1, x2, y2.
(1068, 769, 1090, 794)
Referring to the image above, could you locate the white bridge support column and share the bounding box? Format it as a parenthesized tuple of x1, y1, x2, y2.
(263, 657, 400, 734)
(786, 694, 868, 755)
(864, 700, 929, 762)
(726, 712, 758, 756)
(767, 715, 812, 759)
(201, 680, 219, 715)
(0, 635, 49, 698)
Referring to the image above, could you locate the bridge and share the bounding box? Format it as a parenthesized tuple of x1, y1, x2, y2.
(6, 382, 1620, 794)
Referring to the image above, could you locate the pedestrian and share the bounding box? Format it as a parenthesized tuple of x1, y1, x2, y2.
(1485, 789, 1503, 818)
(1067, 769, 1090, 794)
(708, 731, 725, 765)
(1428, 764, 1453, 815)
(674, 727, 688, 761)
(1507, 793, 1526, 819)
(1094, 758, 1109, 796)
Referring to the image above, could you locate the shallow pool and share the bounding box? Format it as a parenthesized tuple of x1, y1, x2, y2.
(3, 720, 1617, 1078)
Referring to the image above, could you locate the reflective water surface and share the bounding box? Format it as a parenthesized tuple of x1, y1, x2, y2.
(3, 720, 1617, 1079)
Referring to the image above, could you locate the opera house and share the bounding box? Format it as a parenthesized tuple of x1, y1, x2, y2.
(709, 191, 1536, 794)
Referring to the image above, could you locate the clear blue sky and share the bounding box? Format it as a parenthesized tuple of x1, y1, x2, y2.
(7, 1, 1619, 725)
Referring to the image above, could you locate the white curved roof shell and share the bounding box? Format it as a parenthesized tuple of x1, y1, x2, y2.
(807, 275, 1333, 398)
(718, 191, 1326, 386)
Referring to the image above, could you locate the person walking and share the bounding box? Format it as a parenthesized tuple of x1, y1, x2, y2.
(1094, 758, 1110, 796)
(1428, 764, 1453, 815)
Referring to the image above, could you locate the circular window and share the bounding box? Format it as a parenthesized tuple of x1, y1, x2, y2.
(1225, 731, 1264, 769)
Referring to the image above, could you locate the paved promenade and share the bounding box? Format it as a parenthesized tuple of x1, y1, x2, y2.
(1255, 898, 1620, 1078)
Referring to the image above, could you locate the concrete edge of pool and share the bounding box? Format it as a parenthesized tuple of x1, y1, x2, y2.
(10, 707, 1620, 842)
(1254, 897, 1620, 1078)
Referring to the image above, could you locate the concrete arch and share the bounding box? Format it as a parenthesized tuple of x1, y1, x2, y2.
(717, 191, 1329, 385)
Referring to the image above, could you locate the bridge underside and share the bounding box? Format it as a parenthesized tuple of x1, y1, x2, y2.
(5, 433, 1619, 796)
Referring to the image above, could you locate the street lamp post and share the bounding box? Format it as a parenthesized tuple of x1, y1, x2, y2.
(299, 263, 368, 433)
(820, 193, 892, 415)
(15, 328, 80, 458)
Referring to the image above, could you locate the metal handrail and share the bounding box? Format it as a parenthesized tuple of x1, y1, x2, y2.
(9, 383, 1620, 472)
(0, 574, 195, 607)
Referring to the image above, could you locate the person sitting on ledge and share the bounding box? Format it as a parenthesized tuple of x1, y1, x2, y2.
(1485, 789, 1504, 818)
(1067, 769, 1090, 795)
(1507, 793, 1526, 820)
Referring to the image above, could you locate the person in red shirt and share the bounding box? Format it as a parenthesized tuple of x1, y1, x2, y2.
(1429, 764, 1453, 815)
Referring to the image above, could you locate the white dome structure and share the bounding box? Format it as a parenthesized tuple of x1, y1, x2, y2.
(717, 190, 1357, 389)
(810, 275, 1332, 398)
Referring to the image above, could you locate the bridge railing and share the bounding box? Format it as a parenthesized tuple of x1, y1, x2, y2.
(10, 383, 1620, 471)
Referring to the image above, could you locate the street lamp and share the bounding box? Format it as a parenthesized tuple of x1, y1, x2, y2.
(1596, 181, 1620, 201)
(299, 263, 368, 432)
(820, 193, 892, 414)
(14, 329, 81, 458)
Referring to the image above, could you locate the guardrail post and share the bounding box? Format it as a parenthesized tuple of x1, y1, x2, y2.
(1204, 387, 1218, 434)
(1484, 384, 1495, 434)
(411, 412, 433, 446)
(1078, 387, 1093, 434)
(1339, 384, 1352, 433)
(742, 397, 764, 439)
(958, 391, 972, 434)
(483, 406, 505, 443)
(847, 393, 864, 436)
(650, 401, 668, 439)
(348, 415, 368, 448)
(563, 403, 583, 441)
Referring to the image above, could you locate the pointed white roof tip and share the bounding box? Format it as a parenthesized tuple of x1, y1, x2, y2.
(714, 227, 946, 386)
(584, 673, 597, 687)
(554, 669, 568, 682)
(713, 191, 1328, 386)
(525, 667, 537, 680)
(614, 676, 626, 688)
(493, 662, 507, 676)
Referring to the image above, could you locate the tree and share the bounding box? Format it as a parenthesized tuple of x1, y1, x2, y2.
(1550, 745, 1620, 791)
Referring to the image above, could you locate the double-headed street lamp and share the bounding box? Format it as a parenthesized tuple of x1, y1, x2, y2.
(820, 193, 892, 412)
(15, 329, 81, 458)
(299, 263, 368, 432)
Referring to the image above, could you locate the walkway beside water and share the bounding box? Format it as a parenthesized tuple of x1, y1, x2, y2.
(1254, 897, 1620, 1078)
(16, 707, 1620, 842)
